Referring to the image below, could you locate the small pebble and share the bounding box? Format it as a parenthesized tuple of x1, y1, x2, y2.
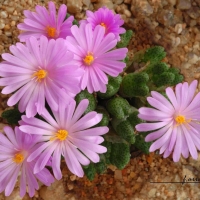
(175, 23, 183, 34)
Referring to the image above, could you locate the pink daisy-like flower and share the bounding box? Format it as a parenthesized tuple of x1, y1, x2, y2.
(81, 7, 125, 41)
(66, 23, 128, 93)
(17, 1, 73, 41)
(0, 36, 83, 118)
(136, 80, 200, 162)
(19, 99, 108, 179)
(0, 126, 54, 197)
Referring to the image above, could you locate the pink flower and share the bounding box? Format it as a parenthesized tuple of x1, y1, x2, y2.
(19, 99, 108, 179)
(17, 1, 73, 41)
(136, 80, 200, 162)
(0, 36, 83, 118)
(66, 23, 128, 93)
(0, 126, 54, 197)
(81, 7, 125, 41)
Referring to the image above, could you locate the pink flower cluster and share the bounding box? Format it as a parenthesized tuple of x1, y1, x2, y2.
(0, 1, 127, 197)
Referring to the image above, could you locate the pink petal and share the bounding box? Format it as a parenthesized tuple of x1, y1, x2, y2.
(68, 142, 90, 166)
(145, 123, 172, 142)
(63, 142, 84, 177)
(149, 126, 172, 152)
(136, 121, 169, 132)
(70, 112, 102, 132)
(70, 99, 89, 125)
(151, 91, 174, 112)
(182, 125, 198, 159)
(27, 141, 52, 162)
(172, 130, 182, 162)
(52, 145, 62, 180)
(166, 87, 178, 110)
(34, 142, 58, 174)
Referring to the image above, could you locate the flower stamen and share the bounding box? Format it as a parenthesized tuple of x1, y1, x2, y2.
(13, 153, 24, 164)
(100, 22, 106, 28)
(32, 69, 47, 82)
(175, 115, 192, 128)
(175, 115, 186, 124)
(84, 53, 94, 65)
(50, 129, 68, 141)
(46, 26, 56, 38)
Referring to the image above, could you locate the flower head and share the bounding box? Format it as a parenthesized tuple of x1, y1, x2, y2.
(0, 126, 54, 197)
(136, 80, 200, 162)
(17, 1, 74, 41)
(19, 99, 108, 179)
(0, 36, 83, 118)
(66, 23, 128, 93)
(81, 7, 125, 41)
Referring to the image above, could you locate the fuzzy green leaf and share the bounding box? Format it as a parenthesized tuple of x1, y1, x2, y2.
(115, 120, 135, 144)
(151, 62, 169, 75)
(134, 132, 152, 154)
(75, 89, 96, 114)
(110, 143, 130, 169)
(95, 106, 110, 127)
(1, 108, 22, 125)
(117, 30, 133, 48)
(106, 97, 131, 119)
(95, 161, 106, 174)
(83, 163, 96, 181)
(98, 75, 122, 99)
(141, 46, 166, 63)
(171, 74, 184, 85)
(127, 111, 143, 127)
(153, 72, 175, 87)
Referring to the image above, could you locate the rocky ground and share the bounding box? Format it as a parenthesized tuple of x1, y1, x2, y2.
(1, 0, 200, 199)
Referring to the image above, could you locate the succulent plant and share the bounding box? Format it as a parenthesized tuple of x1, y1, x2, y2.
(1, 30, 184, 181)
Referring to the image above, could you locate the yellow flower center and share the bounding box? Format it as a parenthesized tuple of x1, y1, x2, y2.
(47, 26, 56, 38)
(175, 115, 186, 124)
(13, 153, 24, 164)
(175, 115, 192, 127)
(100, 22, 106, 28)
(33, 69, 47, 82)
(84, 54, 94, 65)
(50, 129, 68, 141)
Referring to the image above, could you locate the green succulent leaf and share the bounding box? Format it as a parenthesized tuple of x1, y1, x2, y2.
(153, 72, 175, 87)
(110, 143, 131, 169)
(95, 161, 107, 174)
(121, 72, 149, 97)
(117, 30, 133, 48)
(83, 163, 96, 181)
(1, 108, 23, 125)
(98, 75, 122, 99)
(106, 97, 131, 119)
(101, 140, 112, 164)
(134, 132, 152, 154)
(151, 62, 169, 75)
(171, 74, 184, 85)
(141, 46, 166, 63)
(127, 111, 143, 127)
(95, 106, 110, 127)
(115, 120, 135, 144)
(75, 89, 96, 114)
(167, 67, 180, 74)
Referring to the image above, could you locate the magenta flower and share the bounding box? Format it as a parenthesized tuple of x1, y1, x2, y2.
(17, 1, 73, 41)
(0, 126, 54, 197)
(81, 7, 125, 41)
(136, 80, 200, 162)
(0, 36, 83, 118)
(19, 99, 108, 179)
(66, 23, 128, 93)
